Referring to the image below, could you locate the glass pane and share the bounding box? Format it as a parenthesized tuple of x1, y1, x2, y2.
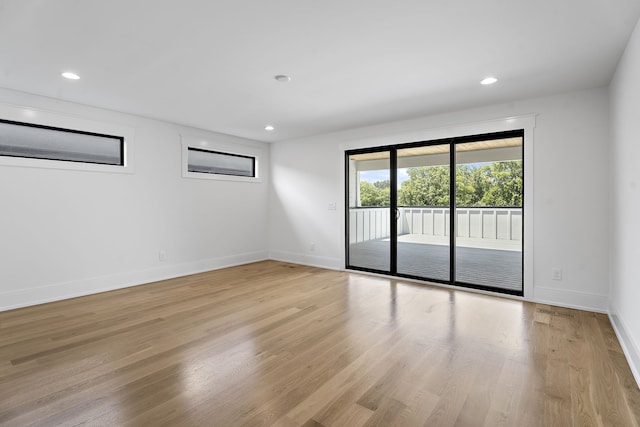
(188, 148, 255, 177)
(0, 120, 123, 165)
(396, 144, 450, 281)
(347, 151, 391, 272)
(455, 136, 523, 292)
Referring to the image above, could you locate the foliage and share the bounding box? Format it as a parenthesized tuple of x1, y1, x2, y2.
(359, 180, 390, 206)
(359, 161, 522, 207)
(397, 166, 449, 206)
(477, 161, 523, 206)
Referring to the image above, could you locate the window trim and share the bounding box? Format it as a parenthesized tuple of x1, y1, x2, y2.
(339, 114, 536, 300)
(0, 102, 135, 174)
(181, 134, 262, 183)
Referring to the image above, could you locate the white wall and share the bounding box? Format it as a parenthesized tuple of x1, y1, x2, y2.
(0, 87, 270, 311)
(270, 87, 611, 312)
(609, 17, 640, 385)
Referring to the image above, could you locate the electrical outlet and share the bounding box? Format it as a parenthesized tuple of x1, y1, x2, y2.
(310, 243, 316, 252)
(552, 268, 562, 281)
(159, 250, 167, 262)
(328, 202, 337, 210)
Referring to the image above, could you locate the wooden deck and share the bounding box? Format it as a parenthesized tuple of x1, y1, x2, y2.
(349, 239, 523, 292)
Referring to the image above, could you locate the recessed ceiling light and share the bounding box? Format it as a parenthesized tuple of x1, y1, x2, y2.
(274, 75, 291, 83)
(265, 125, 275, 131)
(481, 77, 498, 85)
(61, 72, 80, 80)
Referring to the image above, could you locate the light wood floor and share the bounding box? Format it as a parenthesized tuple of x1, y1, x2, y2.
(0, 261, 638, 426)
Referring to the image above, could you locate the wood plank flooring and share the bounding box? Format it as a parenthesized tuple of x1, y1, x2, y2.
(0, 261, 638, 426)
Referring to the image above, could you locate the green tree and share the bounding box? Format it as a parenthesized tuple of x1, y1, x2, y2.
(398, 166, 450, 206)
(479, 161, 523, 206)
(359, 180, 390, 206)
(456, 165, 478, 206)
(373, 180, 390, 190)
(393, 160, 522, 208)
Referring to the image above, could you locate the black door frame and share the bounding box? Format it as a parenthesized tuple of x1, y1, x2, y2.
(345, 129, 524, 296)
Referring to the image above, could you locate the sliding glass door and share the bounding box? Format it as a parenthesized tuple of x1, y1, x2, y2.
(396, 144, 450, 281)
(346, 150, 392, 273)
(454, 137, 523, 291)
(345, 130, 524, 295)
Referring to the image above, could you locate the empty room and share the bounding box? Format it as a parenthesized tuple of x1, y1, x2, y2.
(1, 0, 640, 426)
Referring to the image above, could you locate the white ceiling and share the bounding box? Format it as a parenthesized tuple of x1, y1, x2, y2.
(1, 0, 639, 142)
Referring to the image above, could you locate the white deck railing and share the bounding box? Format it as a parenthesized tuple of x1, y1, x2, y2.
(349, 207, 522, 244)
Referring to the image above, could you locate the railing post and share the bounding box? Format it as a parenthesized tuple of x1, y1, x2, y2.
(509, 209, 512, 241)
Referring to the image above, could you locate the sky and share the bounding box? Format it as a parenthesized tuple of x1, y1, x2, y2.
(360, 169, 405, 184)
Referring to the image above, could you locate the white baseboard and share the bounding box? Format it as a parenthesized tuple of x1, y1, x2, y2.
(0, 250, 268, 312)
(268, 250, 343, 271)
(609, 303, 640, 389)
(532, 286, 609, 313)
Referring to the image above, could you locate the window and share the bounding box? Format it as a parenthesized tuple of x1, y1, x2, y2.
(181, 134, 262, 183)
(0, 119, 124, 166)
(187, 148, 255, 177)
